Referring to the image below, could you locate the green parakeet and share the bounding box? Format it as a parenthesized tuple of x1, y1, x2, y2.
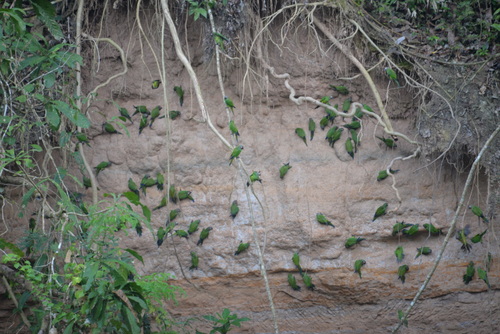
(377, 169, 399, 181)
(279, 163, 292, 179)
(230, 200, 239, 219)
(151, 79, 161, 89)
(477, 267, 490, 288)
(352, 107, 364, 122)
(415, 247, 432, 259)
(354, 259, 366, 278)
(213, 32, 229, 50)
(139, 116, 148, 135)
(316, 213, 335, 227)
(302, 273, 315, 290)
(188, 219, 200, 234)
(308, 118, 316, 140)
(247, 171, 262, 187)
(345, 137, 354, 159)
(224, 96, 235, 113)
(157, 227, 166, 247)
(395, 245, 404, 262)
(156, 172, 164, 191)
(385, 67, 400, 86)
(229, 120, 239, 140)
(398, 310, 408, 328)
(325, 127, 343, 147)
(295, 128, 307, 146)
(103, 122, 121, 135)
(168, 209, 181, 223)
(119, 107, 133, 124)
(75, 132, 91, 146)
(342, 97, 352, 113)
(234, 242, 250, 255)
(315, 95, 332, 109)
(165, 222, 177, 235)
(292, 252, 303, 276)
(345, 236, 365, 248)
(229, 145, 243, 165)
(402, 224, 419, 236)
(372, 203, 388, 221)
(329, 85, 349, 95)
(398, 264, 409, 284)
(343, 121, 361, 130)
(456, 227, 472, 252)
(83, 176, 92, 189)
(423, 223, 443, 236)
(95, 161, 112, 175)
(178, 190, 194, 202)
(362, 104, 373, 112)
(319, 117, 329, 130)
(140, 175, 156, 195)
(149, 106, 162, 128)
(132, 105, 149, 116)
(197, 227, 213, 245)
(471, 230, 487, 243)
(376, 136, 397, 148)
(463, 261, 475, 285)
(174, 230, 189, 239)
(288, 273, 301, 291)
(190, 251, 199, 270)
(169, 110, 181, 120)
(469, 205, 489, 223)
(392, 221, 413, 236)
(325, 108, 337, 123)
(153, 196, 167, 211)
(174, 86, 184, 106)
(169, 185, 177, 203)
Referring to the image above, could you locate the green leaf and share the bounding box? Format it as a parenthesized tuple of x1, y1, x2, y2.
(15, 291, 31, 311)
(491, 24, 500, 32)
(127, 295, 148, 310)
(0, 116, 12, 124)
(15, 95, 27, 103)
(83, 261, 100, 292)
(46, 105, 61, 130)
(31, 144, 42, 152)
(23, 84, 35, 93)
(203, 315, 219, 322)
(124, 248, 144, 265)
(32, 0, 64, 41)
(18, 55, 46, 71)
(62, 321, 74, 334)
(44, 72, 56, 88)
(21, 187, 37, 207)
(59, 130, 72, 147)
(51, 100, 90, 128)
(121, 305, 141, 334)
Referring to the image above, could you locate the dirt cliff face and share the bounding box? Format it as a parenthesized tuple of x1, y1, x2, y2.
(2, 3, 498, 333)
(82, 6, 497, 333)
